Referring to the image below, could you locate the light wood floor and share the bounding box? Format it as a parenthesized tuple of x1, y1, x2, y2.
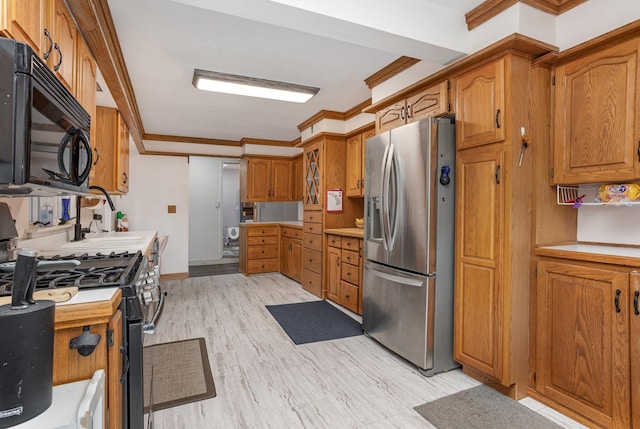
(145, 273, 587, 428)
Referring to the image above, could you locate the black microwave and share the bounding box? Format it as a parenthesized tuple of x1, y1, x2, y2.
(0, 37, 92, 196)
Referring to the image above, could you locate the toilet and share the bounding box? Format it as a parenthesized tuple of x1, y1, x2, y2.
(226, 226, 239, 246)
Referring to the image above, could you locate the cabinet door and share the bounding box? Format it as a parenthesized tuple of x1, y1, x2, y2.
(53, 323, 108, 385)
(631, 272, 640, 429)
(76, 37, 97, 180)
(93, 106, 117, 192)
(271, 159, 292, 201)
(303, 141, 323, 210)
(280, 236, 291, 277)
(326, 245, 341, 303)
(291, 239, 303, 283)
(454, 146, 504, 381)
(107, 310, 123, 429)
(345, 134, 362, 197)
(456, 59, 505, 149)
(0, 0, 46, 56)
(536, 260, 630, 429)
(361, 129, 375, 196)
(246, 158, 271, 202)
(553, 38, 640, 184)
(407, 80, 449, 122)
(49, 0, 77, 93)
(292, 155, 304, 201)
(375, 101, 406, 134)
(116, 114, 129, 193)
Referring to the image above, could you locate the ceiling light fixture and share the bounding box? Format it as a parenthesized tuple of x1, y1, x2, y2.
(192, 69, 319, 103)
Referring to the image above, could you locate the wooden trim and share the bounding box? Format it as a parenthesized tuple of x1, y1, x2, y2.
(66, 0, 146, 154)
(466, 0, 519, 31)
(297, 110, 345, 131)
(345, 122, 375, 139)
(54, 288, 122, 329)
(160, 272, 189, 281)
(296, 131, 346, 147)
(364, 56, 420, 89)
(144, 133, 242, 146)
(241, 137, 298, 147)
(466, 0, 587, 30)
(344, 99, 372, 120)
(239, 154, 301, 160)
(363, 33, 557, 114)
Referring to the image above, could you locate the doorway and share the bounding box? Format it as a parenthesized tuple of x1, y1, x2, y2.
(221, 162, 240, 259)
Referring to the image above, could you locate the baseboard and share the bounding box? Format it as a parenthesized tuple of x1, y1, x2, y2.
(160, 272, 189, 280)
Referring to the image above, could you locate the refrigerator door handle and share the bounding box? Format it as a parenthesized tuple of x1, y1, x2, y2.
(388, 145, 401, 251)
(368, 265, 424, 287)
(381, 143, 393, 251)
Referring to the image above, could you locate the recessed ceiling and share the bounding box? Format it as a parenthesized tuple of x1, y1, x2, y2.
(106, 0, 485, 144)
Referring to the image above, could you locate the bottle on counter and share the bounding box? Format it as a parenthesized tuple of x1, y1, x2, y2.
(39, 203, 53, 227)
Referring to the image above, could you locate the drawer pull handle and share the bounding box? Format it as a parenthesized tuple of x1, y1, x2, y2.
(495, 109, 501, 129)
(634, 291, 639, 316)
(615, 289, 621, 313)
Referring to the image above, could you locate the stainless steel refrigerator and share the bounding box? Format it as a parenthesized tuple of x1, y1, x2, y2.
(363, 116, 458, 376)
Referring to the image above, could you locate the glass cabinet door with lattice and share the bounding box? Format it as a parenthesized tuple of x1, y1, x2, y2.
(304, 140, 323, 209)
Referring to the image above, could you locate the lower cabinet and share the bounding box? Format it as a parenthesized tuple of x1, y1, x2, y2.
(239, 224, 279, 275)
(302, 211, 324, 297)
(326, 233, 362, 314)
(535, 253, 640, 429)
(53, 293, 122, 429)
(280, 226, 303, 283)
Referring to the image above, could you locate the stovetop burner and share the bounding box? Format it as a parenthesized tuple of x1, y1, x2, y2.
(0, 251, 145, 296)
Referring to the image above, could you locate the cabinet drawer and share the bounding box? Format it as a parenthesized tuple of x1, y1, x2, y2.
(341, 264, 360, 285)
(247, 235, 278, 246)
(247, 244, 278, 259)
(246, 226, 279, 237)
(327, 234, 342, 248)
(341, 237, 360, 251)
(281, 227, 302, 239)
(302, 269, 322, 297)
(303, 232, 323, 251)
(247, 258, 279, 273)
(303, 211, 322, 224)
(303, 249, 322, 274)
(340, 281, 359, 313)
(342, 249, 360, 266)
(304, 222, 323, 234)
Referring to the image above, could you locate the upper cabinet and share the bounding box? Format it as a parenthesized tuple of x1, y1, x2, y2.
(93, 107, 130, 194)
(345, 127, 375, 197)
(292, 154, 304, 201)
(76, 36, 97, 180)
(240, 157, 293, 202)
(553, 37, 640, 185)
(48, 0, 77, 93)
(375, 81, 450, 134)
(0, 0, 47, 57)
(455, 59, 505, 150)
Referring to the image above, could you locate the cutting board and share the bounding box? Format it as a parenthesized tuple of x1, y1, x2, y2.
(0, 287, 78, 306)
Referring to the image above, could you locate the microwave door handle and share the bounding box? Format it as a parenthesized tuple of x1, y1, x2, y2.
(76, 129, 92, 184)
(57, 132, 73, 180)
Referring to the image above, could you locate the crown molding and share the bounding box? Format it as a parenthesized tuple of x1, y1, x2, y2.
(364, 56, 420, 89)
(466, 0, 587, 30)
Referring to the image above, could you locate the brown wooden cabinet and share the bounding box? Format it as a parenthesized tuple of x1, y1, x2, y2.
(280, 226, 302, 283)
(534, 253, 640, 429)
(240, 157, 293, 202)
(455, 59, 505, 150)
(325, 232, 363, 314)
(0, 0, 47, 57)
(53, 290, 122, 429)
(553, 37, 640, 185)
(76, 36, 97, 181)
(239, 224, 279, 275)
(375, 81, 450, 134)
(48, 0, 77, 93)
(292, 154, 304, 201)
(454, 53, 534, 399)
(345, 128, 375, 197)
(93, 107, 130, 194)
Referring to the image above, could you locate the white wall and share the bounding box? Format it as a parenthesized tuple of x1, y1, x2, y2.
(117, 140, 189, 275)
(188, 157, 225, 264)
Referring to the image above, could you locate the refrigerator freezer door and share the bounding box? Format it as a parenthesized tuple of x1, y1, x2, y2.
(364, 131, 390, 266)
(362, 260, 434, 370)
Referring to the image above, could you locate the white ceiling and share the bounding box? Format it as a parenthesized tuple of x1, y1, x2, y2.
(105, 0, 485, 144)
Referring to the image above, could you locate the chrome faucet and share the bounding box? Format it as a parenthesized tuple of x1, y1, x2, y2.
(74, 185, 116, 241)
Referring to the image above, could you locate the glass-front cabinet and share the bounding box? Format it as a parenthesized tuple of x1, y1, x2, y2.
(304, 140, 322, 209)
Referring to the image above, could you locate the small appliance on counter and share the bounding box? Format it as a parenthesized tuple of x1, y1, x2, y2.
(0, 203, 18, 262)
(0, 249, 55, 428)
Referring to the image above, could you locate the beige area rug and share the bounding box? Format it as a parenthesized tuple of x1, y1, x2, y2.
(143, 338, 216, 413)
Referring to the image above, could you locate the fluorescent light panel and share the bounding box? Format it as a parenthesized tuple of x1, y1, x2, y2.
(193, 69, 319, 103)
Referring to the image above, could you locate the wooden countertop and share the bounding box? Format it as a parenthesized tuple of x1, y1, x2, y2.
(324, 228, 364, 238)
(535, 242, 640, 268)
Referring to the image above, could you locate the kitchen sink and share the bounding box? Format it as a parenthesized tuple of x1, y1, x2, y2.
(59, 235, 145, 250)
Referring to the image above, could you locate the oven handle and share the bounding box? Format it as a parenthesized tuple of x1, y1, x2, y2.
(119, 345, 129, 384)
(143, 285, 166, 335)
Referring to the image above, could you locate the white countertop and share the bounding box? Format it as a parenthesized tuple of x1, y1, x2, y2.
(56, 287, 120, 306)
(242, 221, 303, 226)
(537, 243, 640, 258)
(21, 230, 158, 257)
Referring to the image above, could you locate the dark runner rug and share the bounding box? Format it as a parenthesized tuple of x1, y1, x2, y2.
(266, 300, 363, 345)
(143, 338, 216, 413)
(414, 384, 563, 429)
